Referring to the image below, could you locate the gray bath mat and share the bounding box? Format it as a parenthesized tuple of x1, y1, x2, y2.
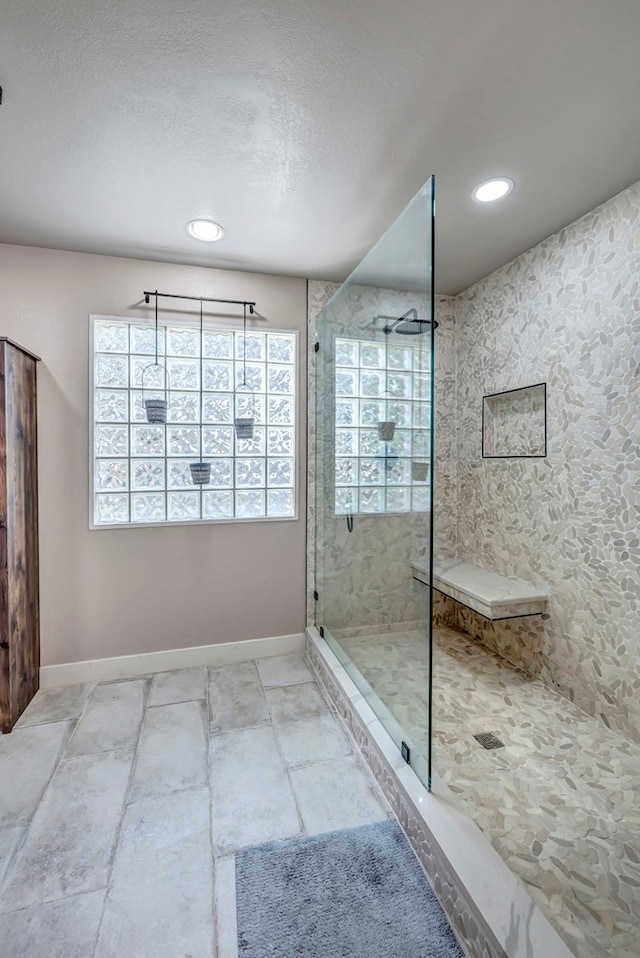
(235, 820, 464, 957)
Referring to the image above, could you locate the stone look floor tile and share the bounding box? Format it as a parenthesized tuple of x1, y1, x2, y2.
(209, 662, 270, 734)
(214, 855, 238, 958)
(265, 681, 325, 724)
(67, 681, 146, 755)
(128, 701, 208, 803)
(0, 889, 106, 958)
(15, 684, 94, 727)
(290, 756, 389, 835)
(257, 653, 313, 688)
(277, 712, 352, 769)
(95, 788, 214, 958)
(267, 683, 352, 768)
(0, 827, 24, 886)
(0, 748, 134, 912)
(0, 722, 73, 828)
(147, 667, 207, 707)
(210, 726, 300, 855)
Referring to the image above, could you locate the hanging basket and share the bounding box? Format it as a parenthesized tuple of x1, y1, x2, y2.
(411, 460, 429, 482)
(375, 385, 396, 442)
(141, 363, 170, 424)
(234, 417, 255, 439)
(190, 461, 211, 485)
(144, 398, 168, 424)
(377, 421, 396, 442)
(235, 382, 256, 439)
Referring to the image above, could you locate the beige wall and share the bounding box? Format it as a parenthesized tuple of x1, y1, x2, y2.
(0, 244, 307, 667)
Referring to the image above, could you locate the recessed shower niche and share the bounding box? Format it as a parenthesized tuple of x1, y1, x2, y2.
(482, 382, 547, 458)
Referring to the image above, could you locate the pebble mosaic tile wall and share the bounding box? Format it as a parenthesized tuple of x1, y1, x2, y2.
(431, 296, 458, 563)
(453, 180, 640, 743)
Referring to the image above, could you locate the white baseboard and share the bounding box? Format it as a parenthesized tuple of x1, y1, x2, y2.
(40, 632, 306, 688)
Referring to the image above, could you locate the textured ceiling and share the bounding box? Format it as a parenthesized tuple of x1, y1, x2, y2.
(0, 0, 639, 294)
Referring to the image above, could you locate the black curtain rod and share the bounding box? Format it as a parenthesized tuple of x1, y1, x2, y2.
(143, 290, 256, 314)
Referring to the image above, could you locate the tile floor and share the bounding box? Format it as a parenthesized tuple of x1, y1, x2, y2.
(337, 625, 640, 958)
(0, 654, 392, 958)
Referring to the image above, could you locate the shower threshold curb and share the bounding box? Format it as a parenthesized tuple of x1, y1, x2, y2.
(305, 626, 573, 958)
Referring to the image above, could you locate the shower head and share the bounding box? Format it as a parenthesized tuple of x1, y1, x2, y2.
(392, 317, 431, 335)
(363, 309, 438, 335)
(380, 308, 436, 335)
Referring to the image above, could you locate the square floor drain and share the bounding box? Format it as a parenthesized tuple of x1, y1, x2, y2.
(473, 732, 505, 750)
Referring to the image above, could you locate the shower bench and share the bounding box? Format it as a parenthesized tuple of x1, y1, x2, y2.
(411, 558, 549, 620)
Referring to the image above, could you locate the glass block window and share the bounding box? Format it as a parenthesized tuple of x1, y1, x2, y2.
(334, 337, 431, 516)
(91, 317, 297, 527)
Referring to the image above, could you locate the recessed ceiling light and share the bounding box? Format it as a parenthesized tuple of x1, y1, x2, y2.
(472, 178, 514, 203)
(186, 219, 225, 242)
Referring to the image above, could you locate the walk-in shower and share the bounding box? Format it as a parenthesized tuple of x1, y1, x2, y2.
(311, 174, 639, 958)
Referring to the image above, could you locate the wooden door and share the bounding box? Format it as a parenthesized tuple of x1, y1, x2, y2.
(0, 344, 8, 729)
(0, 340, 40, 733)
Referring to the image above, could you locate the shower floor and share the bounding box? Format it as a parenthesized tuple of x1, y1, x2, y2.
(336, 625, 640, 958)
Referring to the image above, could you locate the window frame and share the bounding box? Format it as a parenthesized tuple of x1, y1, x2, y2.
(89, 314, 299, 531)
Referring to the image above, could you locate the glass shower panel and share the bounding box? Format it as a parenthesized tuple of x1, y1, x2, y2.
(315, 178, 435, 786)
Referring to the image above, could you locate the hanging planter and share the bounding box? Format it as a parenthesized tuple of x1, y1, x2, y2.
(144, 396, 168, 423)
(235, 308, 255, 439)
(188, 297, 210, 487)
(141, 364, 169, 423)
(411, 460, 429, 482)
(377, 420, 396, 441)
(234, 417, 255, 439)
(376, 385, 396, 442)
(141, 294, 169, 423)
(190, 461, 211, 485)
(234, 384, 256, 439)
